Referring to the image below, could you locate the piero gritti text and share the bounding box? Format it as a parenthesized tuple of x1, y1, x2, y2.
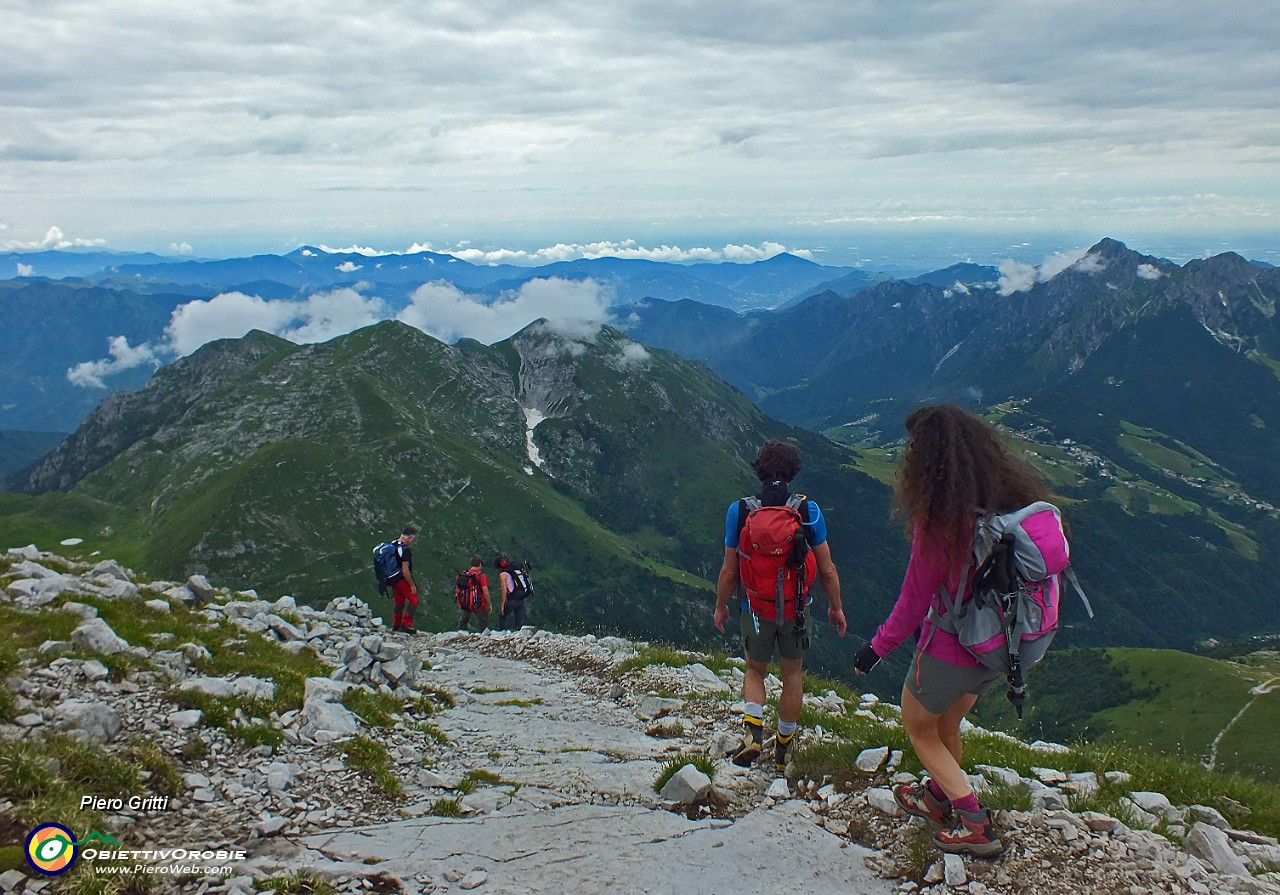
(79, 795, 172, 811)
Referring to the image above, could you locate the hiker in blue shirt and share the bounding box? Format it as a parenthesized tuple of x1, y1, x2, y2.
(714, 440, 847, 771)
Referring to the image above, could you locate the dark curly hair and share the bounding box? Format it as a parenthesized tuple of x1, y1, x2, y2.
(751, 439, 803, 483)
(894, 404, 1052, 563)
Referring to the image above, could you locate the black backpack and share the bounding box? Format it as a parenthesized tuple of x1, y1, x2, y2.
(372, 541, 401, 595)
(508, 561, 533, 600)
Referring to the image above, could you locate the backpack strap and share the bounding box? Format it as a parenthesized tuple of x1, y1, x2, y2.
(1062, 567, 1094, 618)
(737, 497, 760, 545)
(923, 558, 972, 638)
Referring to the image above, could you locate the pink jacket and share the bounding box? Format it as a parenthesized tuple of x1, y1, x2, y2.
(870, 529, 981, 668)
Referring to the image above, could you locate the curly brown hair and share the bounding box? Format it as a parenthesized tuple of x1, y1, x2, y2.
(893, 404, 1052, 563)
(751, 439, 803, 483)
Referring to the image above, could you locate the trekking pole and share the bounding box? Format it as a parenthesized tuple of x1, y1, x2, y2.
(993, 533, 1028, 719)
(1007, 653, 1027, 719)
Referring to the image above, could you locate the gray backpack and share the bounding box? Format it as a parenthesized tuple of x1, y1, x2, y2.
(922, 502, 1093, 716)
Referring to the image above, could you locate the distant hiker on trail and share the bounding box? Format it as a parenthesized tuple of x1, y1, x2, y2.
(455, 555, 492, 632)
(853, 403, 1060, 858)
(495, 554, 532, 630)
(386, 526, 419, 635)
(714, 439, 847, 773)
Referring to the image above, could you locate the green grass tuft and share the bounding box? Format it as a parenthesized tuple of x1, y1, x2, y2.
(413, 722, 450, 745)
(342, 689, 403, 728)
(610, 644, 693, 679)
(258, 871, 338, 894)
(653, 751, 718, 793)
(340, 736, 402, 797)
(430, 797, 463, 817)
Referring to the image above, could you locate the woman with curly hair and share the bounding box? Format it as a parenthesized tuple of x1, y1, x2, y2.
(853, 403, 1054, 857)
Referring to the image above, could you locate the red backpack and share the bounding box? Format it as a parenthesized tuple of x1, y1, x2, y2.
(454, 570, 485, 611)
(737, 494, 816, 621)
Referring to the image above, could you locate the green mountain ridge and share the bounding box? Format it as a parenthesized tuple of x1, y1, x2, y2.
(1, 319, 903, 678)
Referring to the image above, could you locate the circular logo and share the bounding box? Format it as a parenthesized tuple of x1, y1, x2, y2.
(25, 823, 78, 876)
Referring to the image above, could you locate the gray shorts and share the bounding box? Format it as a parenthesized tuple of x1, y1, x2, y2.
(741, 608, 807, 662)
(904, 651, 1003, 715)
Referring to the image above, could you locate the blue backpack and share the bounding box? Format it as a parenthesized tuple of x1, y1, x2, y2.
(373, 541, 402, 595)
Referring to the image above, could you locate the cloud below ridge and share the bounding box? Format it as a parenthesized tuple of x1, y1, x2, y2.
(397, 277, 611, 343)
(66, 278, 611, 388)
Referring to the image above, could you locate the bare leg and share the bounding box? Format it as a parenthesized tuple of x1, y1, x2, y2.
(777, 656, 804, 724)
(900, 685, 978, 801)
(743, 657, 768, 707)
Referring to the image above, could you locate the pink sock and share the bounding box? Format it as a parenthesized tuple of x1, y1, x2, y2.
(927, 778, 949, 802)
(953, 793, 981, 814)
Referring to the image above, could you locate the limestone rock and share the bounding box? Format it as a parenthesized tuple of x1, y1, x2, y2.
(53, 699, 122, 741)
(659, 765, 711, 804)
(636, 696, 683, 720)
(1187, 822, 1250, 877)
(865, 787, 901, 816)
(765, 778, 791, 800)
(299, 698, 360, 744)
(186, 574, 216, 602)
(855, 746, 889, 772)
(71, 617, 129, 655)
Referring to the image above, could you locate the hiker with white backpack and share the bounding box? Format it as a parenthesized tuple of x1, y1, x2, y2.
(853, 404, 1091, 858)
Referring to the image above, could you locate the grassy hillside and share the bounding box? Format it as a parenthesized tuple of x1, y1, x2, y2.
(971, 646, 1280, 783)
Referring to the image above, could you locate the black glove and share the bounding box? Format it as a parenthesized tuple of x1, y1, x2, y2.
(853, 643, 882, 675)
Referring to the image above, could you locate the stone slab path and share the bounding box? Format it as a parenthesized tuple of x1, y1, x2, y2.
(298, 640, 896, 894)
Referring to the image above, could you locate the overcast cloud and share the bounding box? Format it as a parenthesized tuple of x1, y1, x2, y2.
(4, 1, 1278, 264)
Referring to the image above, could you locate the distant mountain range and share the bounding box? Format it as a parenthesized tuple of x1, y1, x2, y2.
(617, 238, 1280, 503)
(0, 247, 887, 434)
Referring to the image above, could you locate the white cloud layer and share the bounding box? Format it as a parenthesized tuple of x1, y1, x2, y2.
(66, 336, 161, 388)
(67, 287, 389, 387)
(68, 277, 614, 387)
(4, 226, 105, 251)
(997, 247, 1093, 295)
(402, 239, 809, 266)
(398, 277, 611, 344)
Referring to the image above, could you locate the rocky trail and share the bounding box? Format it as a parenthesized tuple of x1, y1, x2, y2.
(295, 634, 894, 894)
(2, 547, 1280, 895)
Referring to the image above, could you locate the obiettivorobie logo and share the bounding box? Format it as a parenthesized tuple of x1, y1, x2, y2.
(25, 824, 120, 876)
(24, 823, 245, 878)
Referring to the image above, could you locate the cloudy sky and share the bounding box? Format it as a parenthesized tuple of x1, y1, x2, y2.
(3, 0, 1278, 267)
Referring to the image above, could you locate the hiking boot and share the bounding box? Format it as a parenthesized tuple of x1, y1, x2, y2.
(774, 730, 795, 772)
(392, 624, 405, 633)
(399, 625, 419, 636)
(934, 807, 1004, 857)
(731, 719, 764, 767)
(893, 779, 952, 829)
